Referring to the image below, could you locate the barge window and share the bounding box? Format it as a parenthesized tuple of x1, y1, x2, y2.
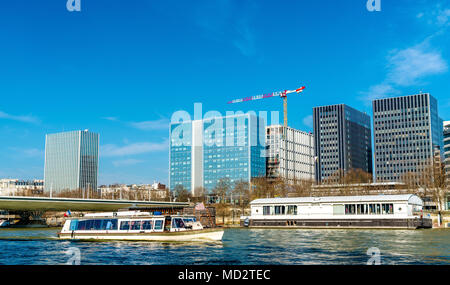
(130, 220, 141, 230)
(345, 204, 356, 215)
(120, 221, 130, 230)
(376, 204, 381, 214)
(274, 206, 285, 215)
(381, 203, 394, 214)
(154, 220, 163, 230)
(263, 206, 271, 215)
(287, 205, 297, 215)
(142, 220, 153, 230)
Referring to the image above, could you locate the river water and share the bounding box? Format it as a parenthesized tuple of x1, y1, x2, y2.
(0, 227, 448, 265)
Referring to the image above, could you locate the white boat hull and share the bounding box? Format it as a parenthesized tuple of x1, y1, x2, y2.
(58, 228, 224, 242)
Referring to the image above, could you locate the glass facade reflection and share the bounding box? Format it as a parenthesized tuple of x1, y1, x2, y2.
(169, 113, 266, 192)
(44, 130, 99, 192)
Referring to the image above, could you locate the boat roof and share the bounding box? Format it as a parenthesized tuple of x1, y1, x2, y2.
(250, 194, 423, 205)
(78, 211, 195, 219)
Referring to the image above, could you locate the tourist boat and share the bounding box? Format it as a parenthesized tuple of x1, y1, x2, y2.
(58, 211, 224, 241)
(241, 194, 432, 229)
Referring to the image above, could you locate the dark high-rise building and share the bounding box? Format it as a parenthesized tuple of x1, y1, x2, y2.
(313, 104, 372, 182)
(372, 93, 443, 182)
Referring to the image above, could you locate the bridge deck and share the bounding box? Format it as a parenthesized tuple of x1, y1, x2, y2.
(0, 196, 189, 212)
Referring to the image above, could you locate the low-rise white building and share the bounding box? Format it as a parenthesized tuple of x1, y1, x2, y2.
(0, 179, 44, 196)
(98, 182, 168, 200)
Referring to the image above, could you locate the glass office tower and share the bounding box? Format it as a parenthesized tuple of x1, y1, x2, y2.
(44, 130, 99, 193)
(372, 93, 443, 182)
(313, 104, 372, 182)
(169, 113, 266, 193)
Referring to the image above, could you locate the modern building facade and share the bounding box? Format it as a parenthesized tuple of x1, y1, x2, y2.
(313, 104, 372, 182)
(266, 125, 315, 182)
(169, 113, 266, 193)
(444, 121, 450, 186)
(372, 93, 443, 182)
(44, 130, 99, 193)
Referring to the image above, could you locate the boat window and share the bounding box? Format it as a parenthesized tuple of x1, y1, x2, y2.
(104, 219, 118, 230)
(86, 219, 95, 230)
(154, 220, 163, 230)
(70, 220, 78, 231)
(93, 219, 102, 230)
(120, 221, 130, 230)
(76, 220, 86, 230)
(172, 218, 185, 228)
(142, 220, 153, 230)
(182, 217, 196, 223)
(376, 204, 381, 214)
(263, 206, 270, 215)
(130, 220, 142, 230)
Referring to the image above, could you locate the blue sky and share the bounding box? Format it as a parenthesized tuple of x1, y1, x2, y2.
(1, 0, 449, 185)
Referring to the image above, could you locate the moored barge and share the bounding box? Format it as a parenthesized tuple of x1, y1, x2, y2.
(241, 194, 432, 229)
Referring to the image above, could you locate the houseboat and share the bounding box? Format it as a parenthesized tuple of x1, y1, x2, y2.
(58, 211, 224, 241)
(241, 194, 432, 229)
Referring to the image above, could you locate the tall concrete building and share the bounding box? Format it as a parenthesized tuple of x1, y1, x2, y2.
(372, 93, 443, 182)
(313, 104, 372, 182)
(266, 125, 315, 182)
(169, 113, 266, 193)
(444, 121, 450, 186)
(44, 130, 99, 193)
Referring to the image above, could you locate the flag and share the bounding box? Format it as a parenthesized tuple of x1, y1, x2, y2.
(195, 202, 206, 211)
(64, 210, 72, 217)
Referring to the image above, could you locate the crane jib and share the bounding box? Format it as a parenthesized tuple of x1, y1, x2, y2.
(227, 86, 305, 104)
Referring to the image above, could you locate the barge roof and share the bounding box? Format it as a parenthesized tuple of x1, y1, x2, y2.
(250, 194, 423, 205)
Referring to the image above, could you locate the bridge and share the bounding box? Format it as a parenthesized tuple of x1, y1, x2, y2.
(0, 196, 190, 225)
(0, 196, 189, 211)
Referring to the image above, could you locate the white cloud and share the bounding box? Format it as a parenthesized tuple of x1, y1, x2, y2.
(437, 9, 450, 26)
(9, 147, 44, 158)
(302, 115, 313, 128)
(0, 111, 40, 124)
(359, 83, 400, 105)
(361, 41, 447, 104)
(102, 117, 119, 121)
(102, 116, 169, 131)
(386, 43, 447, 86)
(130, 118, 170, 131)
(112, 159, 144, 167)
(101, 141, 168, 157)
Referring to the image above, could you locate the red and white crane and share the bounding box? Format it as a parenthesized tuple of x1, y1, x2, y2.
(227, 86, 305, 128)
